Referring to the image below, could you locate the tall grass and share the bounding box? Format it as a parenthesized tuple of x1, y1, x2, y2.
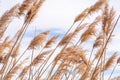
(0, 0, 120, 80)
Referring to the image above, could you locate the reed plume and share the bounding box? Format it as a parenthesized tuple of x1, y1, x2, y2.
(117, 57, 120, 63)
(19, 0, 35, 16)
(93, 33, 103, 48)
(25, 0, 45, 23)
(30, 50, 52, 66)
(80, 16, 101, 43)
(0, 5, 20, 39)
(45, 35, 58, 48)
(28, 31, 49, 49)
(59, 33, 73, 46)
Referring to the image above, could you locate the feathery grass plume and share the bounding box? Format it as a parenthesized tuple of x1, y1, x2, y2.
(0, 36, 11, 53)
(61, 46, 87, 64)
(11, 44, 20, 58)
(19, 0, 35, 15)
(88, 0, 107, 15)
(102, 3, 115, 36)
(45, 35, 58, 48)
(108, 56, 120, 80)
(50, 69, 68, 80)
(48, 46, 87, 79)
(0, 37, 11, 63)
(50, 60, 70, 80)
(102, 52, 117, 71)
(56, 46, 77, 61)
(4, 60, 26, 80)
(117, 57, 120, 63)
(45, 49, 70, 78)
(93, 33, 103, 48)
(75, 46, 88, 65)
(10, 30, 21, 44)
(108, 57, 120, 80)
(74, 0, 107, 23)
(0, 53, 10, 65)
(94, 47, 103, 61)
(90, 15, 120, 80)
(28, 31, 49, 49)
(73, 23, 88, 36)
(79, 71, 89, 80)
(59, 32, 73, 46)
(91, 66, 100, 80)
(18, 65, 30, 79)
(74, 8, 89, 23)
(80, 25, 96, 43)
(106, 7, 115, 36)
(31, 50, 52, 66)
(25, 0, 45, 23)
(75, 62, 87, 74)
(102, 3, 109, 34)
(80, 16, 101, 43)
(0, 4, 20, 39)
(0, 54, 3, 63)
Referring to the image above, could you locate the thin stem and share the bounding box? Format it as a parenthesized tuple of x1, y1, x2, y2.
(88, 47, 94, 65)
(35, 61, 53, 79)
(33, 23, 75, 79)
(7, 48, 28, 73)
(0, 22, 27, 79)
(28, 49, 34, 80)
(108, 63, 117, 80)
(90, 14, 120, 80)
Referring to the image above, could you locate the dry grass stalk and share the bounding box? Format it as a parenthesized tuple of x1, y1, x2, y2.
(31, 50, 52, 66)
(102, 3, 115, 36)
(0, 37, 13, 63)
(0, 37, 11, 56)
(4, 60, 25, 80)
(11, 44, 20, 58)
(45, 35, 58, 48)
(91, 14, 120, 80)
(0, 5, 20, 39)
(74, 8, 89, 23)
(47, 46, 87, 79)
(102, 52, 117, 71)
(18, 65, 30, 79)
(28, 31, 49, 49)
(93, 47, 105, 63)
(91, 66, 100, 80)
(117, 57, 120, 63)
(50, 69, 68, 80)
(74, 0, 107, 23)
(102, 3, 109, 34)
(88, 0, 107, 15)
(75, 62, 87, 74)
(80, 16, 101, 43)
(80, 21, 96, 43)
(25, 0, 45, 23)
(61, 46, 87, 64)
(34, 1, 109, 79)
(59, 33, 73, 46)
(4, 58, 28, 79)
(93, 33, 103, 48)
(108, 57, 120, 80)
(73, 23, 88, 36)
(19, 0, 35, 15)
(106, 7, 115, 35)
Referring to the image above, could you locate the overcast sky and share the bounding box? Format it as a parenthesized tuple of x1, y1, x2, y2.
(0, 0, 120, 79)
